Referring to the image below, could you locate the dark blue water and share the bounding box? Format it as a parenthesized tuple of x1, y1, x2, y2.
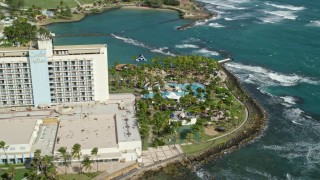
(48, 0, 320, 179)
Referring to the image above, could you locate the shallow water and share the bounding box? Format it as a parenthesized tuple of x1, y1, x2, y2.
(48, 0, 320, 178)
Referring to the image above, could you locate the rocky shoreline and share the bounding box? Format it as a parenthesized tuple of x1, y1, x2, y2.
(127, 64, 268, 179)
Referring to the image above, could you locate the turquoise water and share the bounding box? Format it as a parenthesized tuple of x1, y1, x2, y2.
(143, 83, 205, 99)
(48, 1, 320, 179)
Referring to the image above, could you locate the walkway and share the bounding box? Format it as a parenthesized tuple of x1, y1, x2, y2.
(73, 0, 81, 6)
(142, 145, 183, 167)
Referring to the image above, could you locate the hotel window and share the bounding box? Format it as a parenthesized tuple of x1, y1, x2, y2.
(9, 147, 15, 151)
(20, 147, 26, 150)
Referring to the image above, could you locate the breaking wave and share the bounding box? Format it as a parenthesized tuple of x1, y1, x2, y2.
(193, 48, 219, 57)
(111, 34, 148, 48)
(280, 96, 297, 107)
(175, 44, 199, 49)
(208, 23, 225, 28)
(265, 2, 306, 11)
(111, 34, 175, 56)
(307, 20, 320, 27)
(224, 62, 319, 87)
(150, 47, 176, 56)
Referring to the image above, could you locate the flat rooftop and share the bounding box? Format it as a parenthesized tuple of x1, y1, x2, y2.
(0, 109, 53, 120)
(53, 44, 106, 50)
(0, 47, 30, 52)
(55, 114, 118, 150)
(0, 119, 37, 144)
(54, 94, 140, 150)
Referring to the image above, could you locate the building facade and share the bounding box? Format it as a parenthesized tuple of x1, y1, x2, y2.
(0, 39, 109, 107)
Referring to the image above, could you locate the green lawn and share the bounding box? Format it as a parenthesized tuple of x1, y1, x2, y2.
(78, 0, 96, 4)
(24, 0, 79, 8)
(181, 141, 214, 155)
(59, 172, 99, 180)
(39, 13, 86, 25)
(0, 168, 28, 180)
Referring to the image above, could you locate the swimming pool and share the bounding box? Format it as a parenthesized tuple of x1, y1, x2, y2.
(143, 83, 205, 99)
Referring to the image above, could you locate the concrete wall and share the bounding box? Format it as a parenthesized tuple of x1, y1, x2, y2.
(118, 141, 142, 156)
(92, 45, 109, 101)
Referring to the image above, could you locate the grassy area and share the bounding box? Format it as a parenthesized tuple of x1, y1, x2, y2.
(0, 164, 24, 168)
(59, 172, 99, 180)
(24, 0, 78, 8)
(181, 141, 214, 155)
(38, 13, 86, 25)
(0, 168, 28, 180)
(109, 86, 136, 94)
(78, 0, 96, 4)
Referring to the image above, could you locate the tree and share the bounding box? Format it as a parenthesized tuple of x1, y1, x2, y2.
(6, 0, 24, 10)
(33, 149, 42, 172)
(0, 141, 9, 164)
(72, 143, 82, 173)
(144, 0, 163, 8)
(91, 147, 99, 172)
(58, 147, 70, 174)
(6, 164, 15, 180)
(3, 19, 37, 45)
(81, 156, 92, 173)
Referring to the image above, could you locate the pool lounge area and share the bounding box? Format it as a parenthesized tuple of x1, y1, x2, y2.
(142, 83, 205, 100)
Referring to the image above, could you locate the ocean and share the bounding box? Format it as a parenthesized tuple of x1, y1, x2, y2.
(47, 0, 320, 179)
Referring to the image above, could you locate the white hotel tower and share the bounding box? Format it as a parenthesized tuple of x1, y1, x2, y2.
(0, 38, 109, 107)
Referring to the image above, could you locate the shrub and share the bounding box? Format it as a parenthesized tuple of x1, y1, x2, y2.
(163, 0, 180, 6)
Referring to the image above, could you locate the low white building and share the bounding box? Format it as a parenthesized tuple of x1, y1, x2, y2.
(54, 93, 142, 163)
(0, 118, 58, 164)
(169, 111, 197, 126)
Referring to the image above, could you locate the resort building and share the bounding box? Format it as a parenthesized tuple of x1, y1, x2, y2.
(54, 94, 141, 163)
(0, 118, 58, 164)
(0, 94, 142, 164)
(170, 111, 197, 126)
(0, 38, 109, 108)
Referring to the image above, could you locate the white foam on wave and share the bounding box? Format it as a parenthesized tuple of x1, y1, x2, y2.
(193, 48, 219, 57)
(182, 38, 202, 43)
(264, 10, 297, 20)
(225, 62, 319, 87)
(245, 167, 277, 179)
(199, 0, 248, 10)
(175, 44, 199, 49)
(307, 20, 320, 27)
(265, 2, 305, 11)
(111, 34, 148, 48)
(208, 23, 225, 28)
(194, 15, 220, 26)
(224, 17, 234, 21)
(111, 34, 175, 56)
(150, 47, 176, 56)
(280, 96, 297, 105)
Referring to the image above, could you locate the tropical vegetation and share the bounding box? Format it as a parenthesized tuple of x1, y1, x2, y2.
(109, 55, 247, 149)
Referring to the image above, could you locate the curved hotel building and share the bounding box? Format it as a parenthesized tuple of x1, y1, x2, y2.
(0, 38, 109, 107)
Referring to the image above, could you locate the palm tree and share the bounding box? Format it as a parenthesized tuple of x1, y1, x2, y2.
(46, 164, 57, 180)
(0, 141, 9, 164)
(91, 147, 99, 172)
(72, 143, 82, 173)
(42, 155, 54, 178)
(33, 149, 42, 172)
(81, 156, 92, 173)
(6, 164, 15, 180)
(57, 147, 70, 174)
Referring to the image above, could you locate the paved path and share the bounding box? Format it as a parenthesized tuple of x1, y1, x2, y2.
(142, 145, 183, 167)
(73, 0, 81, 6)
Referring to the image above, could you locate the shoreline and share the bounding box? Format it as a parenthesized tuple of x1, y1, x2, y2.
(124, 63, 268, 179)
(37, 2, 214, 27)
